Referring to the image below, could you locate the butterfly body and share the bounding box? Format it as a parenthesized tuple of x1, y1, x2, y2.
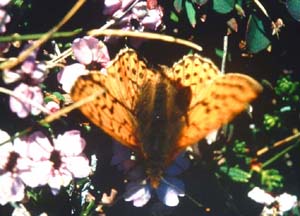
(135, 72, 191, 187)
(70, 48, 262, 188)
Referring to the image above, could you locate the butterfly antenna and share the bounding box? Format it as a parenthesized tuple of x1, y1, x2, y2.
(160, 177, 204, 208)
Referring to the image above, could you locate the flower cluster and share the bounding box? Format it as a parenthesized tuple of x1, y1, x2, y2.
(3, 43, 49, 118)
(103, 0, 163, 47)
(0, 129, 90, 205)
(103, 0, 163, 31)
(248, 187, 298, 215)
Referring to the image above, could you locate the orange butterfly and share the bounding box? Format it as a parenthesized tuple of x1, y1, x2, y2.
(71, 48, 262, 188)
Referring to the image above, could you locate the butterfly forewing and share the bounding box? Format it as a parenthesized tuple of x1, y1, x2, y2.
(163, 55, 262, 156)
(71, 48, 157, 150)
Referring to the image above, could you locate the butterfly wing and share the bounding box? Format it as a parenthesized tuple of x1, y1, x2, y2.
(163, 54, 262, 156)
(71, 48, 155, 150)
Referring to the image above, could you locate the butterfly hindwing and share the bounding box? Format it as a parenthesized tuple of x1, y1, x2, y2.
(175, 73, 262, 151)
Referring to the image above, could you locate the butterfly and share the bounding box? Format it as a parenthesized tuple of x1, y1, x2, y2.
(70, 48, 262, 188)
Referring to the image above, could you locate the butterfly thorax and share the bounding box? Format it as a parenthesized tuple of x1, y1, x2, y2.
(135, 72, 191, 188)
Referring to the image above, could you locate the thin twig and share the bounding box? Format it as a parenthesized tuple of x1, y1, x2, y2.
(47, 19, 116, 66)
(221, 35, 228, 74)
(256, 132, 300, 156)
(87, 29, 203, 52)
(261, 140, 299, 168)
(40, 90, 104, 125)
(0, 0, 86, 70)
(253, 0, 270, 19)
(48, 0, 138, 66)
(0, 29, 82, 43)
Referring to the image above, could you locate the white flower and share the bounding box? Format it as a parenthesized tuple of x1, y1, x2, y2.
(276, 192, 297, 212)
(248, 187, 298, 215)
(248, 187, 275, 205)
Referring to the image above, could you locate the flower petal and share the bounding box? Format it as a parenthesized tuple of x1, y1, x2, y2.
(48, 169, 73, 193)
(54, 130, 86, 156)
(58, 63, 88, 93)
(0, 173, 25, 206)
(124, 182, 151, 207)
(72, 37, 94, 65)
(156, 177, 185, 207)
(18, 160, 52, 187)
(247, 187, 275, 205)
(9, 83, 43, 118)
(2, 70, 21, 84)
(14, 131, 53, 161)
(103, 0, 121, 15)
(276, 192, 297, 212)
(62, 155, 90, 178)
(0, 0, 11, 8)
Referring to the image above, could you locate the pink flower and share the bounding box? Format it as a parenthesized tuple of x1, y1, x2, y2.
(103, 0, 135, 16)
(0, 173, 25, 205)
(14, 130, 90, 194)
(131, 2, 163, 30)
(9, 83, 44, 118)
(103, 1, 163, 47)
(72, 36, 110, 67)
(59, 37, 110, 93)
(3, 41, 47, 85)
(45, 101, 60, 113)
(0, 129, 25, 205)
(0, 0, 11, 7)
(57, 63, 88, 93)
(0, 0, 11, 34)
(104, 1, 163, 31)
(124, 182, 152, 207)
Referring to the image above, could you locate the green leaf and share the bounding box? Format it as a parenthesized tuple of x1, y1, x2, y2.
(263, 114, 281, 130)
(233, 140, 248, 155)
(215, 48, 232, 61)
(185, 1, 197, 27)
(13, 0, 24, 7)
(192, 0, 208, 5)
(53, 91, 65, 101)
(246, 15, 271, 53)
(213, 0, 235, 14)
(215, 48, 224, 58)
(173, 0, 183, 12)
(286, 0, 300, 21)
(260, 169, 283, 191)
(170, 11, 179, 22)
(220, 166, 251, 183)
